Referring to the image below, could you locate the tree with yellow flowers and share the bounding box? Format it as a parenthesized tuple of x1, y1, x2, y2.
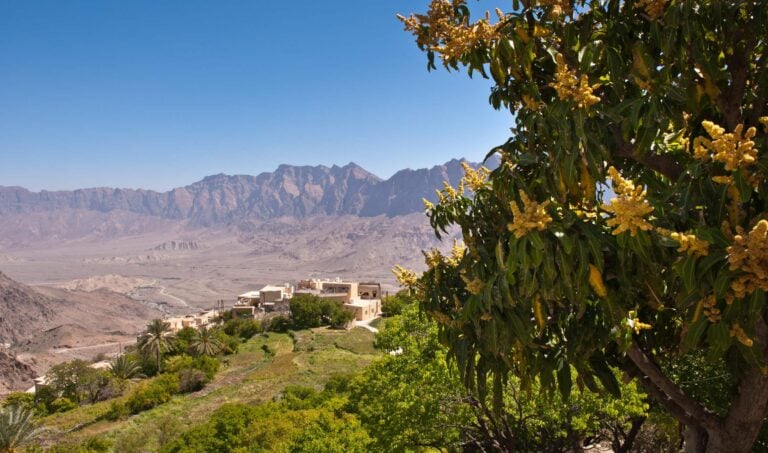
(397, 1, 768, 451)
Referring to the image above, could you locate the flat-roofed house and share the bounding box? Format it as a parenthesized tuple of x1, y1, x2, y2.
(165, 310, 216, 332)
(358, 282, 381, 300)
(344, 298, 381, 321)
(237, 291, 261, 306)
(320, 282, 358, 304)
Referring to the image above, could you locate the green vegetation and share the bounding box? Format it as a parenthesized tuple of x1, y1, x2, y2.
(0, 405, 45, 452)
(289, 294, 355, 329)
(35, 325, 377, 451)
(380, 290, 415, 317)
(397, 1, 768, 450)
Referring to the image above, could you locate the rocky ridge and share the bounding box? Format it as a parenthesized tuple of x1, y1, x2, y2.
(0, 158, 496, 228)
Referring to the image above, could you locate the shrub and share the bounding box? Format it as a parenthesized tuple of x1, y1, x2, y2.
(266, 315, 290, 333)
(49, 397, 77, 413)
(222, 318, 261, 340)
(104, 400, 128, 421)
(165, 355, 195, 374)
(125, 374, 179, 414)
(289, 294, 325, 328)
(326, 302, 354, 328)
(213, 331, 240, 355)
(1, 392, 36, 411)
(178, 369, 207, 393)
(97, 378, 126, 402)
(113, 427, 147, 453)
(192, 356, 220, 380)
(380, 292, 414, 317)
(173, 327, 197, 355)
(80, 435, 112, 452)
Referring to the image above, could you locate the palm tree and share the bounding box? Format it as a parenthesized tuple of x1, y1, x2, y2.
(108, 355, 144, 380)
(138, 319, 175, 373)
(190, 327, 223, 357)
(0, 405, 45, 453)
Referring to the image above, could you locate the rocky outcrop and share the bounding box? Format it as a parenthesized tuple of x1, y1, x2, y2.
(0, 272, 57, 345)
(0, 349, 36, 395)
(152, 240, 203, 251)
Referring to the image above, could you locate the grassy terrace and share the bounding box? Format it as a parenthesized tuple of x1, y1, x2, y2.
(41, 326, 379, 449)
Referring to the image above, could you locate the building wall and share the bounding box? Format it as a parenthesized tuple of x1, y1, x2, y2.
(358, 283, 381, 299)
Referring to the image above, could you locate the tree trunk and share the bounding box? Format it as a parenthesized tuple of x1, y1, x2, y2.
(682, 425, 707, 453)
(699, 366, 768, 453)
(628, 342, 768, 453)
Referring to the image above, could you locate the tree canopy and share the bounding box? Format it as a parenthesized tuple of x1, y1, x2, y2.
(397, 1, 768, 450)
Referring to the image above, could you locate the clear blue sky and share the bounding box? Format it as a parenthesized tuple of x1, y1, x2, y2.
(0, 1, 511, 191)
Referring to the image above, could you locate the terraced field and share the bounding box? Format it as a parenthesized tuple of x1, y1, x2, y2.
(41, 327, 379, 450)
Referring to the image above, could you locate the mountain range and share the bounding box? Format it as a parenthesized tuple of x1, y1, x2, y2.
(0, 158, 491, 228)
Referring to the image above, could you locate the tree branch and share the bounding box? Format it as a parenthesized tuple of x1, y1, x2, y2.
(627, 342, 719, 430)
(635, 374, 698, 428)
(612, 127, 684, 180)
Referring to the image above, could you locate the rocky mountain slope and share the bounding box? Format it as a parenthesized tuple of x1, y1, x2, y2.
(0, 158, 494, 228)
(0, 271, 57, 345)
(0, 349, 36, 395)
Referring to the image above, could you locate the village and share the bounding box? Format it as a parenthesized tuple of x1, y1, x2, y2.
(26, 277, 385, 394)
(161, 277, 384, 333)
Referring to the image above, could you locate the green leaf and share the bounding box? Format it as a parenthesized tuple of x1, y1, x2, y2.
(681, 318, 708, 353)
(706, 322, 732, 360)
(589, 357, 621, 398)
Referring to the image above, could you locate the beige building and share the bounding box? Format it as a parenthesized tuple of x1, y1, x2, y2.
(237, 278, 382, 323)
(296, 278, 382, 322)
(237, 291, 261, 306)
(234, 284, 293, 314)
(344, 298, 381, 322)
(165, 310, 216, 332)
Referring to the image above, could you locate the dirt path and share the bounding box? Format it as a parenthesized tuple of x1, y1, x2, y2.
(53, 341, 134, 354)
(354, 317, 379, 333)
(157, 285, 189, 308)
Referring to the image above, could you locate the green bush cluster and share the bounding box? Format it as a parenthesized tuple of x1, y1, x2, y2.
(289, 294, 355, 329)
(379, 290, 414, 317)
(222, 318, 262, 340)
(125, 373, 180, 414)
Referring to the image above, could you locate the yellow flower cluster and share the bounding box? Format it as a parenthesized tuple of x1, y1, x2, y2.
(537, 0, 574, 17)
(507, 191, 553, 238)
(424, 249, 444, 269)
(656, 228, 710, 257)
(397, 0, 501, 61)
(761, 116, 768, 133)
(446, 240, 466, 266)
(730, 323, 754, 347)
(392, 265, 418, 287)
(626, 310, 652, 334)
(549, 54, 601, 109)
(602, 167, 654, 236)
(727, 220, 768, 298)
(693, 121, 758, 171)
(700, 294, 722, 323)
(461, 274, 486, 295)
(635, 0, 668, 20)
(422, 198, 435, 210)
(435, 181, 460, 204)
(460, 162, 490, 192)
(428, 310, 465, 329)
(522, 94, 542, 111)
